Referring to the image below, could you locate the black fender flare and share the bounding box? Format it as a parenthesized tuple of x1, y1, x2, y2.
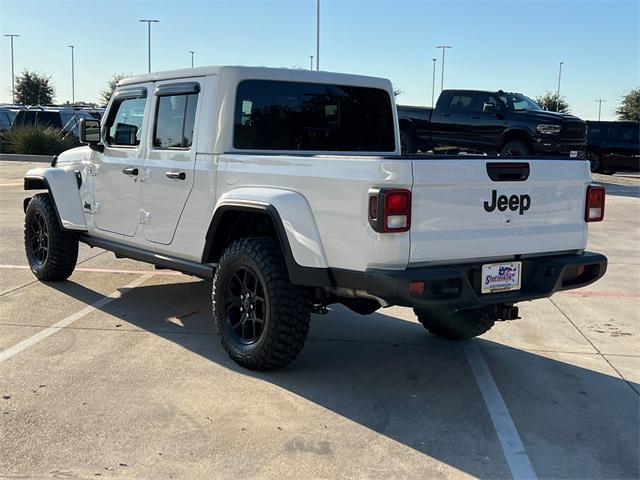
(203, 202, 332, 287)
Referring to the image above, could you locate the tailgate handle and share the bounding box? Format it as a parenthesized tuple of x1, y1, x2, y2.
(486, 162, 530, 182)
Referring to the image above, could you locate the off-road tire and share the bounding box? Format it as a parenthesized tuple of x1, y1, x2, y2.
(400, 131, 415, 154)
(24, 193, 78, 281)
(586, 152, 603, 173)
(212, 237, 312, 370)
(414, 308, 495, 340)
(500, 140, 532, 157)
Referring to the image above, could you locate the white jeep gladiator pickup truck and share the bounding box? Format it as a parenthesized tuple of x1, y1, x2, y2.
(23, 66, 607, 370)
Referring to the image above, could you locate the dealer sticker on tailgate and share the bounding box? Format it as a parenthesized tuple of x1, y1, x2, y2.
(481, 262, 522, 294)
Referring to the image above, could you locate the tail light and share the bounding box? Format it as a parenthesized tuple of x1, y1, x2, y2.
(585, 185, 605, 222)
(368, 188, 412, 233)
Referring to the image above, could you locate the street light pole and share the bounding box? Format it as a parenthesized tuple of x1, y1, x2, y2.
(431, 58, 437, 107)
(556, 61, 564, 111)
(436, 45, 451, 92)
(67, 45, 75, 104)
(595, 99, 606, 121)
(4, 34, 19, 104)
(309, 55, 314, 70)
(139, 19, 159, 73)
(189, 50, 195, 68)
(316, 0, 320, 70)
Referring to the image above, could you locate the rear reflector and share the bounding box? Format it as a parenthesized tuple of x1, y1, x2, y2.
(585, 185, 605, 222)
(368, 196, 378, 220)
(368, 188, 412, 233)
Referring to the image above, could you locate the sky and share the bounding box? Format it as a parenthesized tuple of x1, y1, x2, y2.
(0, 0, 638, 121)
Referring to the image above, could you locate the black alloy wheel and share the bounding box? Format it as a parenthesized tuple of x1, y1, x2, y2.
(28, 210, 49, 268)
(212, 238, 312, 370)
(500, 140, 531, 157)
(586, 152, 602, 173)
(224, 266, 267, 345)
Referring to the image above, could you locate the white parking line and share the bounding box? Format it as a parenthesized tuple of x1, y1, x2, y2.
(0, 273, 154, 364)
(464, 341, 537, 480)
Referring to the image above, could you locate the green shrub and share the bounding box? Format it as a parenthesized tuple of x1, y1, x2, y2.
(1, 125, 77, 155)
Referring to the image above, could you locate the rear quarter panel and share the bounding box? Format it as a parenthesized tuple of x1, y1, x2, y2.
(217, 154, 413, 271)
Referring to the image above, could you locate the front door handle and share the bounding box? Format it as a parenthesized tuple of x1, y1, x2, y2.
(165, 171, 186, 180)
(122, 167, 138, 176)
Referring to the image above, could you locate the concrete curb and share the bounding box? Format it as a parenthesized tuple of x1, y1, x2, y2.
(0, 154, 53, 163)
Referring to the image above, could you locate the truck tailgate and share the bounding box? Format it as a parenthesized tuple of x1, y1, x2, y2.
(409, 157, 590, 264)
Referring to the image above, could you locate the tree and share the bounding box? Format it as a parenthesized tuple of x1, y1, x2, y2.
(616, 88, 640, 121)
(15, 70, 54, 105)
(99, 74, 126, 107)
(534, 92, 570, 113)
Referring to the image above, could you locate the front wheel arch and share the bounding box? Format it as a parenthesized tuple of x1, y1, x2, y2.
(499, 129, 534, 151)
(23, 168, 87, 231)
(23, 177, 63, 226)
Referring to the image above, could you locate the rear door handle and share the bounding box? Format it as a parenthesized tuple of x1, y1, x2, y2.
(122, 167, 138, 176)
(165, 171, 186, 180)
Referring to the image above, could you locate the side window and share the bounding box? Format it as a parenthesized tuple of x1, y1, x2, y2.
(447, 94, 474, 112)
(59, 111, 79, 132)
(35, 112, 63, 129)
(105, 96, 147, 147)
(606, 126, 621, 141)
(619, 125, 636, 142)
(474, 94, 500, 112)
(153, 93, 198, 149)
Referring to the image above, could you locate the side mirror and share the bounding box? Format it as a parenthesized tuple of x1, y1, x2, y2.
(80, 118, 101, 144)
(79, 118, 103, 152)
(483, 102, 498, 113)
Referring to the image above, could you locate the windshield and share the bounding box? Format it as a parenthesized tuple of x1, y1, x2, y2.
(499, 93, 542, 112)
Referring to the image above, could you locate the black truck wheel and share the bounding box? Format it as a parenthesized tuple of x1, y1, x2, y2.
(400, 131, 415, 154)
(500, 140, 531, 157)
(586, 152, 603, 173)
(212, 238, 312, 370)
(414, 308, 495, 339)
(24, 193, 78, 281)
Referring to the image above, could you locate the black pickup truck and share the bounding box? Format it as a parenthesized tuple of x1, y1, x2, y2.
(585, 121, 639, 173)
(398, 89, 587, 157)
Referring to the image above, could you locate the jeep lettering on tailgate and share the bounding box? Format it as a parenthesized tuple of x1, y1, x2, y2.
(483, 190, 531, 215)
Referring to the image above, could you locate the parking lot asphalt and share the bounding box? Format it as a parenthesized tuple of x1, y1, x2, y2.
(1, 160, 638, 480)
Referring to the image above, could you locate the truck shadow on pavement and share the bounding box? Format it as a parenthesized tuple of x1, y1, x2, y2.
(48, 277, 640, 479)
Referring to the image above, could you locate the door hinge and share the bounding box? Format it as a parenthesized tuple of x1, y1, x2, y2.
(139, 210, 151, 224)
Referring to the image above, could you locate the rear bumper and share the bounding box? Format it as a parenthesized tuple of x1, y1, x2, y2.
(361, 252, 607, 311)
